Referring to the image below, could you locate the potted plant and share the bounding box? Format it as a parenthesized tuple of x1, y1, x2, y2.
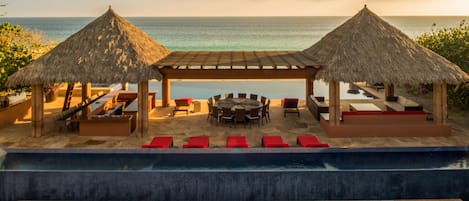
(44, 83, 62, 103)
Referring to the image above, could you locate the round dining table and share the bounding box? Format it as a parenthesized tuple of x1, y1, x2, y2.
(215, 98, 262, 111)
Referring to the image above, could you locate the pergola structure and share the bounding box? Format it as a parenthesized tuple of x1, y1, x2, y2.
(153, 51, 320, 106)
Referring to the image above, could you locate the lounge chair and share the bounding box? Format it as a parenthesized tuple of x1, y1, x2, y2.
(226, 136, 248, 148)
(183, 136, 209, 148)
(173, 97, 193, 116)
(282, 98, 300, 117)
(141, 136, 173, 148)
(297, 135, 329, 147)
(262, 136, 289, 147)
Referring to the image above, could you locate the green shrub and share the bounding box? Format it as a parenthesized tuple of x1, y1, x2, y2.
(416, 20, 469, 109)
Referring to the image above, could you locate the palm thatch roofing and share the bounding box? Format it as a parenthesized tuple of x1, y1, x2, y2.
(303, 6, 469, 84)
(154, 51, 319, 69)
(7, 7, 170, 86)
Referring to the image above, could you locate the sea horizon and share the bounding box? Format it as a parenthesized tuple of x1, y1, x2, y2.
(1, 15, 468, 99)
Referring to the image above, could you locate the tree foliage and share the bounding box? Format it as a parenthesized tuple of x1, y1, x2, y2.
(0, 22, 52, 92)
(416, 20, 469, 109)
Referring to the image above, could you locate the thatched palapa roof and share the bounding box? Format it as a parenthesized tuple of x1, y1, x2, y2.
(303, 6, 469, 84)
(7, 7, 170, 86)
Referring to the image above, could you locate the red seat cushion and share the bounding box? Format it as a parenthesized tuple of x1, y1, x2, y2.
(262, 136, 289, 148)
(141, 136, 173, 148)
(226, 136, 248, 148)
(297, 136, 329, 148)
(183, 136, 209, 148)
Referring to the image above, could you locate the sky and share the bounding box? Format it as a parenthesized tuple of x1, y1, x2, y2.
(2, 0, 469, 17)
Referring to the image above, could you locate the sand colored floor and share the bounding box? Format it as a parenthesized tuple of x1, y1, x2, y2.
(0, 89, 468, 148)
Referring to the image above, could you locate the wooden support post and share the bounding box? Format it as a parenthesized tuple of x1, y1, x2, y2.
(121, 82, 129, 91)
(137, 81, 149, 137)
(384, 83, 394, 98)
(306, 77, 314, 98)
(328, 80, 341, 126)
(31, 84, 44, 137)
(81, 82, 91, 117)
(441, 82, 447, 124)
(162, 77, 170, 107)
(433, 82, 447, 125)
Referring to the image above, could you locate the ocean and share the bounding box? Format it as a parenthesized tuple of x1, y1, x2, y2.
(2, 16, 467, 99)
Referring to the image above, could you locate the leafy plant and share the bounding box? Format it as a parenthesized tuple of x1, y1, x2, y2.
(415, 20, 469, 109)
(0, 22, 54, 92)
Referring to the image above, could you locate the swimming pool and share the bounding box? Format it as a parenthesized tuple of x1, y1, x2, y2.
(1, 147, 468, 201)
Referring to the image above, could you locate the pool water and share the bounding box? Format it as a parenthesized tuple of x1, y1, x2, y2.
(1, 149, 468, 171)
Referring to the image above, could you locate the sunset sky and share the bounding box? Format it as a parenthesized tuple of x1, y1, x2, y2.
(2, 0, 469, 17)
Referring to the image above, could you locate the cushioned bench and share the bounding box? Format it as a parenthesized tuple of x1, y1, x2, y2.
(384, 96, 423, 111)
(342, 111, 427, 124)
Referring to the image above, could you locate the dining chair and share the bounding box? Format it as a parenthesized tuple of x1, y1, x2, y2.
(245, 107, 261, 128)
(234, 108, 247, 128)
(221, 107, 234, 126)
(260, 104, 269, 124)
(249, 94, 258, 101)
(225, 93, 234, 99)
(260, 96, 267, 105)
(211, 106, 222, 126)
(213, 95, 222, 102)
(238, 93, 247, 99)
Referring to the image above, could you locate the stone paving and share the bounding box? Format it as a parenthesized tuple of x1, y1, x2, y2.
(0, 95, 468, 149)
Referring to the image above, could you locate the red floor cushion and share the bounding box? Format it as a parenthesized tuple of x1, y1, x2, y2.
(226, 136, 248, 148)
(262, 136, 289, 147)
(297, 135, 329, 147)
(141, 136, 173, 148)
(183, 136, 209, 148)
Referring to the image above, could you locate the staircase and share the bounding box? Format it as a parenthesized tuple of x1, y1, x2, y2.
(62, 83, 74, 111)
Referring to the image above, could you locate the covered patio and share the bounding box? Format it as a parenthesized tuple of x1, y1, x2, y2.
(303, 6, 469, 137)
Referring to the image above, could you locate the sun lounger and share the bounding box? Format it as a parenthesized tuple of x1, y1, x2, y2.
(297, 135, 329, 147)
(141, 136, 173, 148)
(173, 97, 193, 116)
(282, 98, 300, 117)
(226, 136, 248, 148)
(262, 136, 289, 147)
(183, 136, 209, 148)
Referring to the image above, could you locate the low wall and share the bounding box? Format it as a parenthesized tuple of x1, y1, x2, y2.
(0, 98, 31, 129)
(306, 95, 328, 121)
(320, 115, 451, 137)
